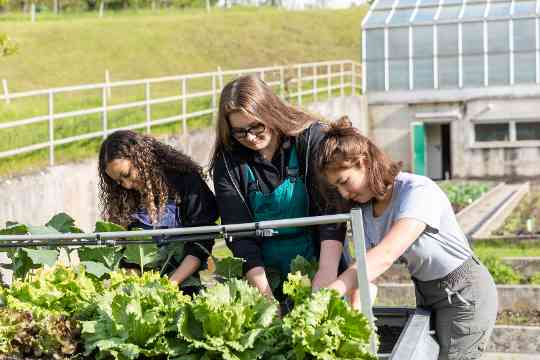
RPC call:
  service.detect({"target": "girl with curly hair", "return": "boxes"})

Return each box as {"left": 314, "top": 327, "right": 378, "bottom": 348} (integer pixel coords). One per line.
{"left": 98, "top": 130, "right": 218, "bottom": 289}
{"left": 317, "top": 117, "right": 497, "bottom": 360}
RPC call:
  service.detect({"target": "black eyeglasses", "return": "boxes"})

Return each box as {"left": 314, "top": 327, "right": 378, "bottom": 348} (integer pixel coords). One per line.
{"left": 230, "top": 123, "right": 267, "bottom": 140}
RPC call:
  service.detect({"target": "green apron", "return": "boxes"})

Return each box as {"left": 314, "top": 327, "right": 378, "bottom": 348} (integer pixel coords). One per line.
{"left": 245, "top": 144, "right": 315, "bottom": 279}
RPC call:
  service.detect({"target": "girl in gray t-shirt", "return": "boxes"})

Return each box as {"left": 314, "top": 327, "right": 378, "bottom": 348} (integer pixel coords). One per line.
{"left": 317, "top": 117, "right": 497, "bottom": 360}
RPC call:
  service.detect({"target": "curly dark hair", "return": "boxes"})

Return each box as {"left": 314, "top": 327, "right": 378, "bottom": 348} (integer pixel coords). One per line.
{"left": 98, "top": 130, "right": 203, "bottom": 227}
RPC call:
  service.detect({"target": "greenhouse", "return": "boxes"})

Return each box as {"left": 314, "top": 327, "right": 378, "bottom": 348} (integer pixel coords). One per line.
{"left": 363, "top": 0, "right": 539, "bottom": 92}
{"left": 361, "top": 0, "right": 540, "bottom": 179}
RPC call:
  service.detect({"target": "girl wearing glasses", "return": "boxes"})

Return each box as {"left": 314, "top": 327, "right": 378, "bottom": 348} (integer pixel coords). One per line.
{"left": 209, "top": 75, "right": 351, "bottom": 302}
{"left": 98, "top": 130, "right": 218, "bottom": 294}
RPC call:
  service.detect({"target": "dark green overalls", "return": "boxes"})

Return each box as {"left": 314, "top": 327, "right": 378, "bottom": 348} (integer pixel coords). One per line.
{"left": 245, "top": 144, "right": 316, "bottom": 281}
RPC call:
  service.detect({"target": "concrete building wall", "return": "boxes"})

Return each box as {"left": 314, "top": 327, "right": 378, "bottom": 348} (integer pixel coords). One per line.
{"left": 368, "top": 104, "right": 414, "bottom": 171}
{"left": 0, "top": 96, "right": 365, "bottom": 232}
{"left": 368, "top": 97, "right": 540, "bottom": 179}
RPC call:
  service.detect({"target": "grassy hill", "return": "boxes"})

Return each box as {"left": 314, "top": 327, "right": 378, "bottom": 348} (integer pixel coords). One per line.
{"left": 0, "top": 7, "right": 367, "bottom": 177}
{"left": 0, "top": 7, "right": 366, "bottom": 91}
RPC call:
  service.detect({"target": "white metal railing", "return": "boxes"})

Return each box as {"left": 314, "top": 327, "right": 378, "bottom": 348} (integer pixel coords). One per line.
{"left": 0, "top": 60, "right": 362, "bottom": 166}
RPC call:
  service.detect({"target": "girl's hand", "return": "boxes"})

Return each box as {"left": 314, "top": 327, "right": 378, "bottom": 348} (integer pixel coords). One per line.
{"left": 312, "top": 267, "right": 338, "bottom": 292}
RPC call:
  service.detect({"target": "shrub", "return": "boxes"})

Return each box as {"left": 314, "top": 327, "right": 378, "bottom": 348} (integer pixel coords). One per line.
{"left": 481, "top": 256, "right": 522, "bottom": 284}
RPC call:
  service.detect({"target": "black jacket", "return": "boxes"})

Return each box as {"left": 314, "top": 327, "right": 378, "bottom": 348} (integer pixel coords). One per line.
{"left": 213, "top": 122, "right": 346, "bottom": 273}
{"left": 130, "top": 170, "right": 218, "bottom": 263}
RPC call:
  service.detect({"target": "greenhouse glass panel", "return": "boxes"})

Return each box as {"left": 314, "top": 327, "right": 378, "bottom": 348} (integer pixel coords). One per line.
{"left": 388, "top": 28, "right": 409, "bottom": 59}
{"left": 389, "top": 8, "right": 415, "bottom": 25}
{"left": 516, "top": 122, "right": 540, "bottom": 140}
{"left": 438, "top": 24, "right": 459, "bottom": 56}
{"left": 513, "top": 1, "right": 536, "bottom": 16}
{"left": 413, "top": 26, "right": 434, "bottom": 89}
{"left": 487, "top": 1, "right": 512, "bottom": 18}
{"left": 488, "top": 21, "right": 509, "bottom": 53}
{"left": 366, "top": 29, "right": 385, "bottom": 61}
{"left": 438, "top": 5, "right": 462, "bottom": 20}
{"left": 463, "top": 3, "right": 486, "bottom": 19}
{"left": 438, "top": 24, "right": 459, "bottom": 88}
{"left": 489, "top": 54, "right": 510, "bottom": 85}
{"left": 365, "top": 10, "right": 390, "bottom": 28}
{"left": 463, "top": 55, "right": 485, "bottom": 86}
{"left": 475, "top": 123, "right": 510, "bottom": 141}
{"left": 374, "top": 0, "right": 398, "bottom": 10}
{"left": 514, "top": 19, "right": 536, "bottom": 52}
{"left": 463, "top": 22, "right": 485, "bottom": 87}
{"left": 413, "top": 7, "right": 438, "bottom": 23}
{"left": 395, "top": 0, "right": 419, "bottom": 8}
{"left": 366, "top": 60, "right": 386, "bottom": 91}
{"left": 439, "top": 57, "right": 459, "bottom": 87}
{"left": 514, "top": 52, "right": 536, "bottom": 83}
{"left": 389, "top": 60, "right": 410, "bottom": 89}
{"left": 419, "top": 0, "right": 440, "bottom": 6}
{"left": 388, "top": 28, "right": 410, "bottom": 89}
{"left": 443, "top": 0, "right": 463, "bottom": 5}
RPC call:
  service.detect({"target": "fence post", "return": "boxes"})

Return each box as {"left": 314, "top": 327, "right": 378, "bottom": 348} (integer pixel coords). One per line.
{"left": 31, "top": 3, "right": 36, "bottom": 23}
{"left": 217, "top": 66, "right": 224, "bottom": 92}
{"left": 102, "top": 85, "right": 108, "bottom": 139}
{"left": 327, "top": 64, "right": 331, "bottom": 98}
{"left": 312, "top": 64, "right": 317, "bottom": 102}
{"left": 105, "top": 70, "right": 111, "bottom": 99}
{"left": 212, "top": 74, "right": 217, "bottom": 124}
{"left": 297, "top": 65, "right": 302, "bottom": 106}
{"left": 350, "top": 208, "right": 377, "bottom": 354}
{"left": 279, "top": 66, "right": 285, "bottom": 99}
{"left": 2, "top": 79, "right": 9, "bottom": 104}
{"left": 351, "top": 62, "right": 356, "bottom": 96}
{"left": 181, "top": 78, "right": 190, "bottom": 155}
{"left": 145, "top": 80, "right": 151, "bottom": 134}
{"left": 340, "top": 62, "right": 345, "bottom": 97}
{"left": 48, "top": 90, "right": 55, "bottom": 166}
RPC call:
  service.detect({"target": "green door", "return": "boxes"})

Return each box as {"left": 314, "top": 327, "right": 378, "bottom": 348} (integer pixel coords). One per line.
{"left": 411, "top": 122, "right": 426, "bottom": 176}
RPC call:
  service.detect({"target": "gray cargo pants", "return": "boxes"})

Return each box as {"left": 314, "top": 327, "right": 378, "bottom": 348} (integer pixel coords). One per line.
{"left": 413, "top": 256, "right": 497, "bottom": 360}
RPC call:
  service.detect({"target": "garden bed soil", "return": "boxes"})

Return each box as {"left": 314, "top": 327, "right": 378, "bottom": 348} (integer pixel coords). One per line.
{"left": 493, "top": 191, "right": 540, "bottom": 236}
{"left": 496, "top": 310, "right": 540, "bottom": 326}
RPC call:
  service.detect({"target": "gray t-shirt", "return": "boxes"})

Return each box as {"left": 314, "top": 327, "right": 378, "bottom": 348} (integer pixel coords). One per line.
{"left": 361, "top": 172, "right": 472, "bottom": 281}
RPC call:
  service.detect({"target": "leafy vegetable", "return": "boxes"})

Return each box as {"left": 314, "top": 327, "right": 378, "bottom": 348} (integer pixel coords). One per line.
{"left": 1, "top": 265, "right": 99, "bottom": 320}
{"left": 179, "top": 279, "right": 280, "bottom": 360}
{"left": 0, "top": 308, "right": 81, "bottom": 359}
{"left": 81, "top": 270, "right": 191, "bottom": 360}
{"left": 281, "top": 273, "right": 377, "bottom": 360}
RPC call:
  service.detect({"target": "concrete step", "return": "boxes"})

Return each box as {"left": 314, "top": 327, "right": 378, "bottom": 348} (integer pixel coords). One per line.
{"left": 375, "top": 282, "right": 540, "bottom": 312}
{"left": 483, "top": 353, "right": 540, "bottom": 360}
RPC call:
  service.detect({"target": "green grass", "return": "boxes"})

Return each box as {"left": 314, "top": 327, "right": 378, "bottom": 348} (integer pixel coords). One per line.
{"left": 473, "top": 239, "right": 540, "bottom": 258}
{"left": 0, "top": 6, "right": 366, "bottom": 177}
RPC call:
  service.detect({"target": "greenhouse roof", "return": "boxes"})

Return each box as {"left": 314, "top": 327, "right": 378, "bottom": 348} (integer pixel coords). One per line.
{"left": 364, "top": 0, "right": 540, "bottom": 29}
{"left": 362, "top": 0, "right": 540, "bottom": 93}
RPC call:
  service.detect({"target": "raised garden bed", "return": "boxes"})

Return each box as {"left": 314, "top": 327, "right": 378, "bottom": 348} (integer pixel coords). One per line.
{"left": 493, "top": 191, "right": 540, "bottom": 236}
{"left": 374, "top": 307, "right": 438, "bottom": 360}
{"left": 437, "top": 180, "right": 494, "bottom": 214}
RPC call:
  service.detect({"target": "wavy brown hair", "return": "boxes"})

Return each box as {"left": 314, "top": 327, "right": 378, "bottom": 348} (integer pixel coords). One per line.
{"left": 209, "top": 74, "right": 318, "bottom": 173}
{"left": 98, "top": 130, "right": 202, "bottom": 227}
{"left": 317, "top": 116, "right": 402, "bottom": 208}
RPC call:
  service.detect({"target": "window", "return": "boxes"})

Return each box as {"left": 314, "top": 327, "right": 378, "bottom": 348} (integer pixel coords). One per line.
{"left": 516, "top": 122, "right": 540, "bottom": 141}
{"left": 475, "top": 123, "right": 510, "bottom": 142}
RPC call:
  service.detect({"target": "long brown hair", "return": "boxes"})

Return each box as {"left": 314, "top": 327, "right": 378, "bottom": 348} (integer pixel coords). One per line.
{"left": 209, "top": 74, "right": 317, "bottom": 173}
{"left": 98, "top": 130, "right": 203, "bottom": 227}
{"left": 318, "top": 116, "right": 402, "bottom": 204}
